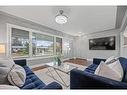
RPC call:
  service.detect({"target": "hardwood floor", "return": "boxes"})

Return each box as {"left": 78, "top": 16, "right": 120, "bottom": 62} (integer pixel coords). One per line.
{"left": 63, "top": 58, "right": 89, "bottom": 66}
{"left": 32, "top": 65, "right": 49, "bottom": 71}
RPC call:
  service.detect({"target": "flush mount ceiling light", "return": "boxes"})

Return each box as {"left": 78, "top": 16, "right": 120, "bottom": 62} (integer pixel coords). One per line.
{"left": 55, "top": 10, "right": 68, "bottom": 24}
{"left": 77, "top": 32, "right": 85, "bottom": 37}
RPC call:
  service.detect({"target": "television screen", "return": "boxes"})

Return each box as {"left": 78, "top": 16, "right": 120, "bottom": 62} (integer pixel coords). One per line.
{"left": 89, "top": 36, "right": 115, "bottom": 50}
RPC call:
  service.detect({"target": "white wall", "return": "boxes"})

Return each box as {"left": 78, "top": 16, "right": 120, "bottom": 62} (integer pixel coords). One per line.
{"left": 119, "top": 8, "right": 127, "bottom": 57}
{"left": 120, "top": 27, "right": 127, "bottom": 57}
{"left": 74, "top": 29, "right": 121, "bottom": 59}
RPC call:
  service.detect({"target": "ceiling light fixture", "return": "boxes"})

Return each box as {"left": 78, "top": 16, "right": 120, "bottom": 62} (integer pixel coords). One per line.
{"left": 55, "top": 10, "right": 68, "bottom": 24}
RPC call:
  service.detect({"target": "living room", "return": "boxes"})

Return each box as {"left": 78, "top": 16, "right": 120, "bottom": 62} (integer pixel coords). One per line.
{"left": 1, "top": 4, "right": 127, "bottom": 91}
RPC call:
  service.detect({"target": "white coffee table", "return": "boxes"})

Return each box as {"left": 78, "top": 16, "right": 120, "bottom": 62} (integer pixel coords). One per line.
{"left": 45, "top": 62, "right": 77, "bottom": 87}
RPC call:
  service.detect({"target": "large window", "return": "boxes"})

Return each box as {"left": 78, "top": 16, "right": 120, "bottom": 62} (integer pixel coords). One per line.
{"left": 32, "top": 33, "right": 54, "bottom": 56}
{"left": 10, "top": 25, "right": 63, "bottom": 58}
{"left": 11, "top": 28, "right": 29, "bottom": 57}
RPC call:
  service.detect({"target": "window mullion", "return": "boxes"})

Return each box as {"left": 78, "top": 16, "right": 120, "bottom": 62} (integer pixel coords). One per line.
{"left": 54, "top": 37, "right": 56, "bottom": 56}
{"left": 29, "top": 31, "right": 32, "bottom": 57}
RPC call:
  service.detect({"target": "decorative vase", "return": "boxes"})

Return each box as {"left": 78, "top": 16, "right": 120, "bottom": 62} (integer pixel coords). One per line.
{"left": 57, "top": 57, "right": 62, "bottom": 66}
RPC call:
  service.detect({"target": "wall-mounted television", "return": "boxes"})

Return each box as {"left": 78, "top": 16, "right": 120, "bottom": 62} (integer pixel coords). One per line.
{"left": 89, "top": 36, "right": 115, "bottom": 50}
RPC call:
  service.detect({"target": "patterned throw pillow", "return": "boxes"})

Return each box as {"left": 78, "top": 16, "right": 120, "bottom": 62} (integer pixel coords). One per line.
{"left": 7, "top": 64, "right": 26, "bottom": 87}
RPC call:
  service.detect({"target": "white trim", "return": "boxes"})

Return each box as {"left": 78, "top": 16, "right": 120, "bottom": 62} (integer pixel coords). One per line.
{"left": 54, "top": 37, "right": 56, "bottom": 56}
{"left": 29, "top": 63, "right": 46, "bottom": 69}
{"left": 7, "top": 23, "right": 63, "bottom": 59}
{"left": 7, "top": 23, "right": 64, "bottom": 38}
{"left": 29, "top": 31, "right": 32, "bottom": 58}
{"left": 7, "top": 24, "right": 12, "bottom": 57}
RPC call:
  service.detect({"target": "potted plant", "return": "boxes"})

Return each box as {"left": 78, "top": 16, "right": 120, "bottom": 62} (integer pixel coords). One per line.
{"left": 54, "top": 53, "right": 62, "bottom": 66}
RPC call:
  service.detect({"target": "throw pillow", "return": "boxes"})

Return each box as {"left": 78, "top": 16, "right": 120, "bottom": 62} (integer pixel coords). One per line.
{"left": 7, "top": 64, "right": 26, "bottom": 87}
{"left": 104, "top": 56, "right": 117, "bottom": 64}
{"left": 95, "top": 62, "right": 122, "bottom": 81}
{"left": 0, "top": 58, "right": 15, "bottom": 84}
{"left": 104, "top": 56, "right": 123, "bottom": 81}
{"left": 95, "top": 61, "right": 104, "bottom": 74}
{"left": 107, "top": 60, "right": 123, "bottom": 81}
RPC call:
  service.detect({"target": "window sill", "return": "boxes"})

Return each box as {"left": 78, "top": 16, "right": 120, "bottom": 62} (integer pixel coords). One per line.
{"left": 13, "top": 54, "right": 64, "bottom": 61}
{"left": 27, "top": 56, "right": 55, "bottom": 61}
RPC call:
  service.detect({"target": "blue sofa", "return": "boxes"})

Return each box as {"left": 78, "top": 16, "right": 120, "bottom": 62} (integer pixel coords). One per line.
{"left": 14, "top": 59, "right": 62, "bottom": 89}
{"left": 70, "top": 57, "right": 127, "bottom": 89}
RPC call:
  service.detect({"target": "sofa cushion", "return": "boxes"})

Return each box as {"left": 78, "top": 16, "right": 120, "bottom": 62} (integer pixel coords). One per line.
{"left": 14, "top": 59, "right": 26, "bottom": 67}
{"left": 23, "top": 66, "right": 34, "bottom": 75}
{"left": 85, "top": 64, "right": 98, "bottom": 73}
{"left": 93, "top": 58, "right": 106, "bottom": 65}
{"left": 22, "top": 74, "right": 45, "bottom": 89}
{"left": 84, "top": 68, "right": 95, "bottom": 74}
{"left": 20, "top": 66, "right": 46, "bottom": 89}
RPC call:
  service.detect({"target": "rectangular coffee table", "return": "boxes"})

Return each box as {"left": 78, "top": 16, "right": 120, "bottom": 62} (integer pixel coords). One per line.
{"left": 45, "top": 62, "right": 77, "bottom": 87}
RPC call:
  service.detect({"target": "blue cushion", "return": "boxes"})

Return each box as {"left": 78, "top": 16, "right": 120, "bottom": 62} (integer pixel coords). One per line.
{"left": 14, "top": 59, "right": 26, "bottom": 66}
{"left": 93, "top": 58, "right": 106, "bottom": 65}
{"left": 20, "top": 66, "right": 46, "bottom": 89}
{"left": 23, "top": 66, "right": 34, "bottom": 75}
{"left": 84, "top": 68, "right": 95, "bottom": 74}
{"left": 119, "top": 57, "right": 127, "bottom": 82}
{"left": 85, "top": 64, "right": 98, "bottom": 74}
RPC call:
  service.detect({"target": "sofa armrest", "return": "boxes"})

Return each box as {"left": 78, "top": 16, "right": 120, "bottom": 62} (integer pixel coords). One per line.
{"left": 93, "top": 58, "right": 106, "bottom": 65}
{"left": 14, "top": 59, "right": 27, "bottom": 66}
{"left": 43, "top": 82, "right": 62, "bottom": 89}
{"left": 70, "top": 69, "right": 127, "bottom": 89}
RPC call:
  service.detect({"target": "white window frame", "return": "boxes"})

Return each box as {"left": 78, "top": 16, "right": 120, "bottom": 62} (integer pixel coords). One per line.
{"left": 32, "top": 32, "right": 55, "bottom": 57}
{"left": 7, "top": 23, "right": 63, "bottom": 59}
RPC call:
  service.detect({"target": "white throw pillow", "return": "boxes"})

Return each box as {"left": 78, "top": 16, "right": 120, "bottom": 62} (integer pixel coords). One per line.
{"left": 107, "top": 60, "right": 123, "bottom": 81}
{"left": 104, "top": 56, "right": 117, "bottom": 64}
{"left": 0, "top": 58, "right": 15, "bottom": 84}
{"left": 8, "top": 64, "right": 26, "bottom": 87}
{"left": 95, "top": 61, "right": 104, "bottom": 74}
{"left": 0, "top": 84, "right": 19, "bottom": 89}
{"left": 95, "top": 62, "right": 122, "bottom": 81}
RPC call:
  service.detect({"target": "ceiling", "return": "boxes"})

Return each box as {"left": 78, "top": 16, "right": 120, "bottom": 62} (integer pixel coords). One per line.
{"left": 0, "top": 6, "right": 117, "bottom": 36}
